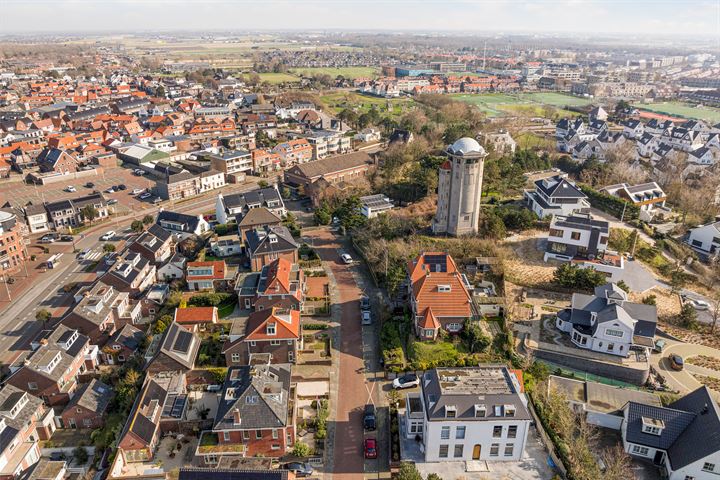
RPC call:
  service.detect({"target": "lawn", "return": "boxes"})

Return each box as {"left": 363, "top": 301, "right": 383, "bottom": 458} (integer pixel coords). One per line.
{"left": 450, "top": 92, "right": 591, "bottom": 117}
{"left": 290, "top": 66, "right": 379, "bottom": 79}
{"left": 519, "top": 92, "right": 595, "bottom": 108}
{"left": 255, "top": 72, "right": 301, "bottom": 84}
{"left": 407, "top": 337, "right": 467, "bottom": 366}
{"left": 320, "top": 91, "right": 415, "bottom": 117}
{"left": 632, "top": 101, "right": 720, "bottom": 124}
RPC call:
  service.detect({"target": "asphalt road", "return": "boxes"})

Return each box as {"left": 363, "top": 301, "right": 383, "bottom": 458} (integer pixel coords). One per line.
{"left": 650, "top": 338, "right": 720, "bottom": 401}
{"left": 0, "top": 177, "right": 273, "bottom": 366}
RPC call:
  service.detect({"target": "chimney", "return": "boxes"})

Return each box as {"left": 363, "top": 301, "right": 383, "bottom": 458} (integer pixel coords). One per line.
{"left": 233, "top": 408, "right": 241, "bottom": 425}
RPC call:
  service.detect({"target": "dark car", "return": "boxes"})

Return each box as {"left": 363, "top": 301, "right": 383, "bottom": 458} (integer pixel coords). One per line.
{"left": 669, "top": 354, "right": 684, "bottom": 371}
{"left": 360, "top": 295, "right": 370, "bottom": 310}
{"left": 363, "top": 404, "right": 376, "bottom": 431}
{"left": 60, "top": 235, "right": 73, "bottom": 242}
{"left": 117, "top": 184, "right": 127, "bottom": 190}
{"left": 282, "top": 462, "right": 313, "bottom": 477}
{"left": 85, "top": 182, "right": 95, "bottom": 188}
{"left": 364, "top": 438, "right": 377, "bottom": 459}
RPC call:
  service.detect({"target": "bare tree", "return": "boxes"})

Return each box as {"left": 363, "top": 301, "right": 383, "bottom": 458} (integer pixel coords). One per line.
{"left": 600, "top": 444, "right": 636, "bottom": 480}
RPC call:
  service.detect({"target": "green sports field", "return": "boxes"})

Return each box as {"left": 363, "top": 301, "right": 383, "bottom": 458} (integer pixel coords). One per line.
{"left": 290, "top": 67, "right": 379, "bottom": 79}
{"left": 255, "top": 72, "right": 301, "bottom": 84}
{"left": 450, "top": 92, "right": 590, "bottom": 117}
{"left": 632, "top": 101, "right": 720, "bottom": 124}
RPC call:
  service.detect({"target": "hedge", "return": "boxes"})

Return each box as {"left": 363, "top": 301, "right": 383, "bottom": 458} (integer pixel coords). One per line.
{"left": 580, "top": 185, "right": 639, "bottom": 221}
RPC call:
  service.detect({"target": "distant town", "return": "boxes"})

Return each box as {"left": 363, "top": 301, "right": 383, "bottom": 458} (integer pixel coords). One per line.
{"left": 0, "top": 29, "right": 719, "bottom": 480}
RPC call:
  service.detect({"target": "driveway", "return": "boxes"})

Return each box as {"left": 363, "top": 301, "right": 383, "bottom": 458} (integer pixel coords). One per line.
{"left": 649, "top": 339, "right": 720, "bottom": 400}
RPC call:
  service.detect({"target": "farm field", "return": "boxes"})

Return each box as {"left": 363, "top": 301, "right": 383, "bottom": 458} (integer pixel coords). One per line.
{"left": 290, "top": 66, "right": 379, "bottom": 79}
{"left": 450, "top": 92, "right": 589, "bottom": 117}
{"left": 632, "top": 101, "right": 720, "bottom": 124}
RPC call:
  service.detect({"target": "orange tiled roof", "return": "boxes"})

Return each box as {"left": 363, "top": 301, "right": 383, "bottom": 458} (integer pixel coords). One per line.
{"left": 419, "top": 307, "right": 441, "bottom": 329}
{"left": 174, "top": 307, "right": 217, "bottom": 324}
{"left": 187, "top": 261, "right": 226, "bottom": 280}
{"left": 264, "top": 258, "right": 292, "bottom": 295}
{"left": 245, "top": 307, "right": 300, "bottom": 340}
{"left": 408, "top": 252, "right": 472, "bottom": 319}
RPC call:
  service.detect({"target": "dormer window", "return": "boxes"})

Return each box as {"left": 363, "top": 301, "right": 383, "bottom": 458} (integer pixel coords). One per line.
{"left": 474, "top": 404, "right": 486, "bottom": 418}
{"left": 438, "top": 285, "right": 451, "bottom": 293}
{"left": 445, "top": 405, "right": 456, "bottom": 418}
{"left": 504, "top": 405, "right": 516, "bottom": 417}
{"left": 641, "top": 417, "right": 664, "bottom": 436}
{"left": 267, "top": 322, "right": 276, "bottom": 335}
{"left": 246, "top": 395, "right": 258, "bottom": 404}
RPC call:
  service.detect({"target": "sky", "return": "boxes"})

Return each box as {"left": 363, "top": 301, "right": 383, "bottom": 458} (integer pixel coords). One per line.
{"left": 1, "top": 0, "right": 719, "bottom": 38}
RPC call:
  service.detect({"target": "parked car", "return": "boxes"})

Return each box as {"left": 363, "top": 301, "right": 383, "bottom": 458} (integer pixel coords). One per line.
{"left": 361, "top": 310, "right": 372, "bottom": 325}
{"left": 363, "top": 438, "right": 377, "bottom": 459}
{"left": 39, "top": 234, "right": 57, "bottom": 244}
{"left": 139, "top": 192, "right": 152, "bottom": 200}
{"left": 653, "top": 339, "right": 666, "bottom": 353}
{"left": 360, "top": 296, "right": 370, "bottom": 310}
{"left": 104, "top": 253, "right": 117, "bottom": 266}
{"left": 341, "top": 253, "right": 353, "bottom": 264}
{"left": 689, "top": 298, "right": 710, "bottom": 311}
{"left": 65, "top": 185, "right": 76, "bottom": 193}
{"left": 60, "top": 235, "right": 73, "bottom": 242}
{"left": 282, "top": 462, "right": 313, "bottom": 478}
{"left": 117, "top": 184, "right": 127, "bottom": 191}
{"left": 363, "top": 404, "right": 376, "bottom": 431}
{"left": 131, "top": 188, "right": 144, "bottom": 195}
{"left": 105, "top": 187, "right": 115, "bottom": 193}
{"left": 107, "top": 199, "right": 118, "bottom": 205}
{"left": 392, "top": 373, "right": 419, "bottom": 390}
{"left": 100, "top": 231, "right": 116, "bottom": 241}
{"left": 85, "top": 182, "right": 95, "bottom": 188}
{"left": 669, "top": 354, "right": 684, "bottom": 371}
{"left": 153, "top": 197, "right": 162, "bottom": 204}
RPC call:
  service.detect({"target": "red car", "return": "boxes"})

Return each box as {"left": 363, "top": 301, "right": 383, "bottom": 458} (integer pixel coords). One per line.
{"left": 364, "top": 438, "right": 377, "bottom": 459}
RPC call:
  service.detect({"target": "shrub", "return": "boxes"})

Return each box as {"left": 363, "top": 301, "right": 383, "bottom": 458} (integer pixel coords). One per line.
{"left": 292, "top": 442, "right": 313, "bottom": 457}
{"left": 73, "top": 446, "right": 89, "bottom": 464}
{"left": 553, "top": 263, "right": 606, "bottom": 290}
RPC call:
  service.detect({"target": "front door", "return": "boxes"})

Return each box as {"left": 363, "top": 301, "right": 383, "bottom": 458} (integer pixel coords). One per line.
{"left": 653, "top": 450, "right": 664, "bottom": 465}
{"left": 472, "top": 444, "right": 481, "bottom": 460}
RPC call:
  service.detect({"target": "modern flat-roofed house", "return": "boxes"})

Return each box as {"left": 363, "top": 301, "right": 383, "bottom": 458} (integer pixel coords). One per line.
{"left": 245, "top": 226, "right": 298, "bottom": 272}
{"left": 360, "top": 194, "right": 394, "bottom": 218}
{"left": 195, "top": 361, "right": 295, "bottom": 465}
{"left": 60, "top": 379, "right": 112, "bottom": 429}
{"left": 523, "top": 175, "right": 590, "bottom": 219}
{"left": 209, "top": 150, "right": 252, "bottom": 178}
{"left": 186, "top": 260, "right": 229, "bottom": 291}
{"left": 146, "top": 322, "right": 200, "bottom": 374}
{"left": 23, "top": 203, "right": 50, "bottom": 234}
{"left": 222, "top": 307, "right": 301, "bottom": 366}
{"left": 405, "top": 366, "right": 531, "bottom": 463}
{"left": 600, "top": 182, "right": 667, "bottom": 221}
{"left": 555, "top": 283, "right": 657, "bottom": 357}
{"left": 621, "top": 386, "right": 720, "bottom": 480}
{"left": 215, "top": 187, "right": 286, "bottom": 225}
{"left": 407, "top": 252, "right": 473, "bottom": 341}
{"left": 6, "top": 326, "right": 95, "bottom": 406}
{"left": 685, "top": 221, "right": 720, "bottom": 260}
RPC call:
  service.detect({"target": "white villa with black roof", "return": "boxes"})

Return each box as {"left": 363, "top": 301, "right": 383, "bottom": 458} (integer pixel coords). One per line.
{"left": 621, "top": 386, "right": 720, "bottom": 480}
{"left": 524, "top": 175, "right": 590, "bottom": 219}
{"left": 405, "top": 366, "right": 531, "bottom": 463}
{"left": 556, "top": 283, "right": 657, "bottom": 357}
{"left": 215, "top": 186, "right": 286, "bottom": 224}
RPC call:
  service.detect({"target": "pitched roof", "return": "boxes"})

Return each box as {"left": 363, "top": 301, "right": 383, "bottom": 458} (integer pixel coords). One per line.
{"left": 237, "top": 207, "right": 282, "bottom": 227}
{"left": 407, "top": 252, "right": 472, "bottom": 319}
{"left": 109, "top": 324, "right": 144, "bottom": 351}
{"left": 287, "top": 151, "right": 372, "bottom": 180}
{"left": 244, "top": 308, "right": 300, "bottom": 340}
{"left": 187, "top": 260, "right": 226, "bottom": 280}
{"left": 157, "top": 322, "right": 200, "bottom": 370}
{"left": 535, "top": 175, "right": 587, "bottom": 199}
{"left": 246, "top": 226, "right": 298, "bottom": 256}
{"left": 65, "top": 379, "right": 112, "bottom": 413}
{"left": 174, "top": 307, "right": 217, "bottom": 324}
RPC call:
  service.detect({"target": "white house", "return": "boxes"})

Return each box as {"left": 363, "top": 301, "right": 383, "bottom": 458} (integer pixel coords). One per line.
{"left": 198, "top": 170, "right": 226, "bottom": 193}
{"left": 555, "top": 283, "right": 657, "bottom": 357}
{"left": 524, "top": 175, "right": 590, "bottom": 219}
{"left": 688, "top": 146, "right": 717, "bottom": 166}
{"left": 622, "top": 119, "right": 644, "bottom": 139}
{"left": 622, "top": 386, "right": 720, "bottom": 480}
{"left": 215, "top": 187, "right": 286, "bottom": 225}
{"left": 360, "top": 194, "right": 394, "bottom": 218}
{"left": 354, "top": 128, "right": 381, "bottom": 143}
{"left": 157, "top": 252, "right": 187, "bottom": 281}
{"left": 405, "top": 366, "right": 531, "bottom": 463}
{"left": 685, "top": 220, "right": 720, "bottom": 258}
{"left": 600, "top": 182, "right": 667, "bottom": 221}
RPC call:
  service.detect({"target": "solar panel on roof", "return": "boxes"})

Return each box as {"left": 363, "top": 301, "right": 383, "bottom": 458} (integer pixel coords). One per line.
{"left": 174, "top": 331, "right": 192, "bottom": 353}
{"left": 171, "top": 396, "right": 186, "bottom": 418}
{"left": 424, "top": 254, "right": 447, "bottom": 272}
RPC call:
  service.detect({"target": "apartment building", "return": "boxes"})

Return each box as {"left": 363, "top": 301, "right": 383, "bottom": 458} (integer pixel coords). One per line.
{"left": 290, "top": 130, "right": 351, "bottom": 160}
{"left": 155, "top": 171, "right": 200, "bottom": 201}
{"left": 272, "top": 139, "right": 312, "bottom": 166}
{"left": 209, "top": 150, "right": 253, "bottom": 177}
{"left": 0, "top": 211, "right": 26, "bottom": 275}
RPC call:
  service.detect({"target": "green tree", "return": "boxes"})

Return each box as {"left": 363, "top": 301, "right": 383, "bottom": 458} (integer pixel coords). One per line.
{"left": 462, "top": 322, "right": 491, "bottom": 353}
{"left": 154, "top": 314, "right": 173, "bottom": 334}
{"left": 334, "top": 196, "right": 366, "bottom": 230}
{"left": 80, "top": 205, "right": 98, "bottom": 224}
{"left": 35, "top": 308, "right": 52, "bottom": 326}
{"left": 616, "top": 280, "right": 630, "bottom": 293}
{"left": 155, "top": 85, "right": 166, "bottom": 98}
{"left": 442, "top": 123, "right": 473, "bottom": 144}
{"left": 481, "top": 212, "right": 506, "bottom": 239}
{"left": 426, "top": 474, "right": 443, "bottom": 480}
{"left": 642, "top": 295, "right": 657, "bottom": 305}
{"left": 142, "top": 215, "right": 154, "bottom": 226}
{"left": 385, "top": 262, "right": 407, "bottom": 296}
{"left": 396, "top": 463, "right": 423, "bottom": 480}
{"left": 553, "top": 264, "right": 606, "bottom": 290}
{"left": 292, "top": 442, "right": 313, "bottom": 457}
{"left": 527, "top": 361, "right": 551, "bottom": 382}
{"left": 258, "top": 180, "right": 269, "bottom": 188}
{"left": 103, "top": 243, "right": 116, "bottom": 253}
{"left": 678, "top": 303, "right": 698, "bottom": 329}
{"left": 314, "top": 204, "right": 332, "bottom": 225}
{"left": 73, "top": 446, "right": 89, "bottom": 464}
{"left": 131, "top": 220, "right": 144, "bottom": 233}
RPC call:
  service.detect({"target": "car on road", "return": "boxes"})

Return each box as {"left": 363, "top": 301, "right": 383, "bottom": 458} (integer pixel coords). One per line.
{"left": 117, "top": 184, "right": 127, "bottom": 191}
{"left": 341, "top": 253, "right": 353, "bottom": 264}
{"left": 133, "top": 169, "right": 146, "bottom": 176}
{"left": 360, "top": 295, "right": 370, "bottom": 310}
{"left": 281, "top": 462, "right": 313, "bottom": 477}
{"left": 60, "top": 235, "right": 73, "bottom": 242}
{"left": 131, "top": 188, "right": 144, "bottom": 195}
{"left": 39, "top": 234, "right": 57, "bottom": 244}
{"left": 65, "top": 185, "right": 76, "bottom": 193}
{"left": 77, "top": 249, "right": 90, "bottom": 260}
{"left": 392, "top": 373, "right": 419, "bottom": 390}
{"left": 104, "top": 253, "right": 117, "bottom": 265}
{"left": 689, "top": 298, "right": 710, "bottom": 310}
{"left": 139, "top": 192, "right": 152, "bottom": 200}
{"left": 653, "top": 339, "right": 666, "bottom": 353}
{"left": 363, "top": 404, "right": 376, "bottom": 431}
{"left": 105, "top": 187, "right": 115, "bottom": 193}
{"left": 363, "top": 438, "right": 377, "bottom": 459}
{"left": 85, "top": 182, "right": 95, "bottom": 188}
{"left": 669, "top": 354, "right": 684, "bottom": 371}
{"left": 100, "top": 231, "right": 116, "bottom": 241}
{"left": 361, "top": 310, "right": 372, "bottom": 325}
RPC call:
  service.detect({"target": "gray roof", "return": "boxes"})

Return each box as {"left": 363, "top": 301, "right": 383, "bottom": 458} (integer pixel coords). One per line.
{"left": 665, "top": 386, "right": 720, "bottom": 470}
{"left": 109, "top": 324, "right": 145, "bottom": 351}
{"left": 0, "top": 385, "right": 44, "bottom": 431}
{"left": 222, "top": 187, "right": 283, "bottom": 212}
{"left": 421, "top": 366, "right": 530, "bottom": 422}
{"left": 287, "top": 151, "right": 372, "bottom": 180}
{"left": 157, "top": 322, "right": 200, "bottom": 370}
{"left": 134, "top": 224, "right": 173, "bottom": 253}
{"left": 535, "top": 175, "right": 587, "bottom": 199}
{"left": 236, "top": 207, "right": 282, "bottom": 227}
{"left": 245, "top": 225, "right": 298, "bottom": 256}
{"left": 214, "top": 364, "right": 292, "bottom": 431}
{"left": 179, "top": 469, "right": 287, "bottom": 480}
{"left": 157, "top": 210, "right": 202, "bottom": 233}
{"left": 554, "top": 214, "right": 609, "bottom": 233}
{"left": 65, "top": 379, "right": 113, "bottom": 413}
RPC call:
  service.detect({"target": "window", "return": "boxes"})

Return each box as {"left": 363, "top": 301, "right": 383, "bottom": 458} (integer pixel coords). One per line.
{"left": 438, "top": 445, "right": 449, "bottom": 458}
{"left": 456, "top": 426, "right": 466, "bottom": 439}
{"left": 702, "top": 463, "right": 715, "bottom": 472}
{"left": 271, "top": 444, "right": 280, "bottom": 450}
{"left": 605, "top": 328, "right": 624, "bottom": 338}
{"left": 246, "top": 396, "right": 258, "bottom": 404}
{"left": 549, "top": 228, "right": 564, "bottom": 238}
{"left": 599, "top": 236, "right": 608, "bottom": 244}
{"left": 570, "top": 232, "right": 581, "bottom": 240}
{"left": 445, "top": 406, "right": 456, "bottom": 418}
{"left": 76, "top": 408, "right": 82, "bottom": 413}
{"left": 267, "top": 323, "right": 276, "bottom": 335}
{"left": 508, "top": 425, "right": 517, "bottom": 438}
{"left": 631, "top": 445, "right": 649, "bottom": 456}
{"left": 441, "top": 426, "right": 450, "bottom": 440}
{"left": 83, "top": 418, "right": 92, "bottom": 426}
{"left": 27, "top": 382, "right": 37, "bottom": 390}
{"left": 250, "top": 341, "right": 257, "bottom": 347}
{"left": 504, "top": 444, "right": 514, "bottom": 457}
{"left": 223, "top": 431, "right": 230, "bottom": 441}
{"left": 231, "top": 353, "right": 240, "bottom": 363}
{"left": 454, "top": 444, "right": 464, "bottom": 458}
{"left": 493, "top": 426, "right": 502, "bottom": 438}
{"left": 490, "top": 444, "right": 499, "bottom": 456}
{"left": 287, "top": 340, "right": 293, "bottom": 345}
{"left": 475, "top": 405, "right": 486, "bottom": 417}
{"left": 642, "top": 425, "right": 661, "bottom": 435}
{"left": 256, "top": 430, "right": 263, "bottom": 439}
{"left": 270, "top": 340, "right": 281, "bottom": 346}
{"left": 608, "top": 343, "right": 615, "bottom": 352}
{"left": 242, "top": 431, "right": 250, "bottom": 440}
{"left": 272, "top": 429, "right": 279, "bottom": 439}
